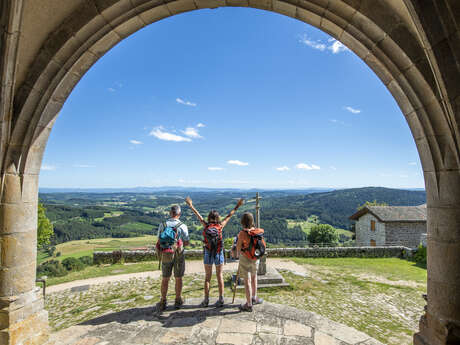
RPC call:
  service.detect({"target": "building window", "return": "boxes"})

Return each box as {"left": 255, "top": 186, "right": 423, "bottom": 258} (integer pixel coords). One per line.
{"left": 370, "top": 239, "right": 376, "bottom": 247}
{"left": 371, "top": 220, "right": 376, "bottom": 231}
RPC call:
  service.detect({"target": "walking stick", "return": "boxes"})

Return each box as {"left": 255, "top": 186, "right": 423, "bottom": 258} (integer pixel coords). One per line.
{"left": 232, "top": 263, "right": 240, "bottom": 304}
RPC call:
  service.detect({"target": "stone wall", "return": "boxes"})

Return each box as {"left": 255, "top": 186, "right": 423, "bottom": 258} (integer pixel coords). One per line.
{"left": 385, "top": 222, "right": 426, "bottom": 248}
{"left": 355, "top": 214, "right": 386, "bottom": 246}
{"left": 93, "top": 246, "right": 414, "bottom": 264}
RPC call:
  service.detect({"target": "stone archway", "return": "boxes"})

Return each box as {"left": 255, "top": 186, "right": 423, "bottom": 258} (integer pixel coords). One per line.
{"left": 0, "top": 1, "right": 459, "bottom": 344}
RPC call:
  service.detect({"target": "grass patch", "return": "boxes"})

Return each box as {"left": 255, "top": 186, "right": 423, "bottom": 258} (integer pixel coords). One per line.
{"left": 287, "top": 220, "right": 353, "bottom": 239}
{"left": 290, "top": 257, "right": 427, "bottom": 283}
{"left": 45, "top": 260, "right": 159, "bottom": 286}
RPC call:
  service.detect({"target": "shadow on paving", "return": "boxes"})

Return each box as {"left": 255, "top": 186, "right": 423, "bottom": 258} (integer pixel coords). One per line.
{"left": 80, "top": 302, "right": 241, "bottom": 328}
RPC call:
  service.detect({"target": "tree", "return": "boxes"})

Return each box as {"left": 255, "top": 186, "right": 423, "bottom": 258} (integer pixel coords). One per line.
{"left": 37, "top": 203, "right": 54, "bottom": 247}
{"left": 307, "top": 214, "right": 320, "bottom": 224}
{"left": 357, "top": 200, "right": 388, "bottom": 210}
{"left": 308, "top": 224, "right": 339, "bottom": 245}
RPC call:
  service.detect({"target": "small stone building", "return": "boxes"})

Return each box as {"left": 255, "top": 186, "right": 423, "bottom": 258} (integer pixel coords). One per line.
{"left": 349, "top": 205, "right": 427, "bottom": 248}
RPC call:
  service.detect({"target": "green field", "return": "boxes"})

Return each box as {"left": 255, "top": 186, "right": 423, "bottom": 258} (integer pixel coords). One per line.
{"left": 38, "top": 236, "right": 157, "bottom": 264}
{"left": 287, "top": 220, "right": 353, "bottom": 239}
{"left": 94, "top": 211, "right": 124, "bottom": 222}
{"left": 38, "top": 235, "right": 204, "bottom": 265}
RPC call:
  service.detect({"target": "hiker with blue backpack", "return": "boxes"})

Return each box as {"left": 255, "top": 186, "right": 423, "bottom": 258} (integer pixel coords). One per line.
{"left": 185, "top": 196, "right": 244, "bottom": 307}
{"left": 155, "top": 205, "right": 190, "bottom": 312}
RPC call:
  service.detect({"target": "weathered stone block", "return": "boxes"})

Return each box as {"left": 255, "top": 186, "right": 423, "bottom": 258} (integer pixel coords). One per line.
{"left": 1, "top": 232, "right": 37, "bottom": 269}
{"left": 88, "top": 30, "right": 121, "bottom": 58}
{"left": 166, "top": 0, "right": 196, "bottom": 15}
{"left": 248, "top": 0, "right": 271, "bottom": 10}
{"left": 273, "top": 1, "right": 296, "bottom": 17}
{"left": 427, "top": 240, "right": 460, "bottom": 285}
{"left": 113, "top": 15, "right": 145, "bottom": 38}
{"left": 0, "top": 202, "right": 37, "bottom": 235}
{"left": 139, "top": 5, "right": 170, "bottom": 25}
{"left": 0, "top": 261, "right": 36, "bottom": 296}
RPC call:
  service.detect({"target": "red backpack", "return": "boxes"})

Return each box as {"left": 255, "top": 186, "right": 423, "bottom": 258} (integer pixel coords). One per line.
{"left": 240, "top": 228, "right": 266, "bottom": 260}
{"left": 203, "top": 223, "right": 223, "bottom": 256}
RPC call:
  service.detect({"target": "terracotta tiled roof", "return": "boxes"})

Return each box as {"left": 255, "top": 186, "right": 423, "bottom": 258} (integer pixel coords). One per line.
{"left": 349, "top": 204, "right": 427, "bottom": 222}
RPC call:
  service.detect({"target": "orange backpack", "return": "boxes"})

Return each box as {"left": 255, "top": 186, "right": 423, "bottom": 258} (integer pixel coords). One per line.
{"left": 240, "top": 228, "right": 266, "bottom": 260}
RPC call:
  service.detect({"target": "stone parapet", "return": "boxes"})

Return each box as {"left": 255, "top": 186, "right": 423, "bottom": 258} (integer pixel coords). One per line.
{"left": 93, "top": 246, "right": 415, "bottom": 264}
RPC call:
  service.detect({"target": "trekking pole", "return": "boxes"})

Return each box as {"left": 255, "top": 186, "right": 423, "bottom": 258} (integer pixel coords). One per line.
{"left": 158, "top": 250, "right": 162, "bottom": 270}
{"left": 232, "top": 263, "right": 240, "bottom": 304}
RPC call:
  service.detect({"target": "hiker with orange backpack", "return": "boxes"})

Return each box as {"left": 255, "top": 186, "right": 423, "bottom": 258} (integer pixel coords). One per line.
{"left": 236, "top": 212, "right": 266, "bottom": 312}
{"left": 185, "top": 196, "right": 244, "bottom": 307}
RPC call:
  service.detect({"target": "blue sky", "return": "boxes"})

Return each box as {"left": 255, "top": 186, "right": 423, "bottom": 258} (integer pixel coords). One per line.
{"left": 40, "top": 8, "right": 424, "bottom": 189}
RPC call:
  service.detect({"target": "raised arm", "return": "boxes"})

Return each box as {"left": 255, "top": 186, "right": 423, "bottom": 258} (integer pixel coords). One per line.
{"left": 221, "top": 198, "right": 244, "bottom": 228}
{"left": 185, "top": 196, "right": 207, "bottom": 226}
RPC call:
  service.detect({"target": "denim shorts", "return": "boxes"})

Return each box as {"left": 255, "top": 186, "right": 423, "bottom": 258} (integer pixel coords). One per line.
{"left": 203, "top": 248, "right": 224, "bottom": 266}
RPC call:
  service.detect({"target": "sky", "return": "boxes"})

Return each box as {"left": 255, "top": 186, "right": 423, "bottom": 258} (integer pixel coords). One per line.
{"left": 40, "top": 8, "right": 424, "bottom": 190}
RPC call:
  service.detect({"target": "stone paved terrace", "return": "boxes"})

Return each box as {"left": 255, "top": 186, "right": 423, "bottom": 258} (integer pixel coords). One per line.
{"left": 47, "top": 298, "right": 382, "bottom": 345}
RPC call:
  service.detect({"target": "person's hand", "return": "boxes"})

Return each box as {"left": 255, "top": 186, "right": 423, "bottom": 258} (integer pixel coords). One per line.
{"left": 236, "top": 198, "right": 244, "bottom": 208}
{"left": 185, "top": 196, "right": 192, "bottom": 206}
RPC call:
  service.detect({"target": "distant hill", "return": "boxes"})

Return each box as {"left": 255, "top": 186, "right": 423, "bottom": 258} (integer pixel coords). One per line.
{"left": 261, "top": 187, "right": 426, "bottom": 230}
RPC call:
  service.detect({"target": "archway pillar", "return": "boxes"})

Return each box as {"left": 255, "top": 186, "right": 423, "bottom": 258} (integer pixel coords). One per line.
{"left": 414, "top": 171, "right": 460, "bottom": 345}
{"left": 0, "top": 171, "right": 49, "bottom": 345}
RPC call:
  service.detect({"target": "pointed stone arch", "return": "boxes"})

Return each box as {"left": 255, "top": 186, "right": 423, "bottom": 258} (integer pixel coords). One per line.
{"left": 1, "top": 1, "right": 460, "bottom": 344}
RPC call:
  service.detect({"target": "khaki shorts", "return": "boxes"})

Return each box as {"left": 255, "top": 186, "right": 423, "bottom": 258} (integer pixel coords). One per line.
{"left": 161, "top": 251, "right": 185, "bottom": 278}
{"left": 239, "top": 254, "right": 259, "bottom": 278}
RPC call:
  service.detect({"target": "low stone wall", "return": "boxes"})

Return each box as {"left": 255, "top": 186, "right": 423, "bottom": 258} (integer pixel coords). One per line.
{"left": 266, "top": 246, "right": 415, "bottom": 259}
{"left": 93, "top": 246, "right": 414, "bottom": 264}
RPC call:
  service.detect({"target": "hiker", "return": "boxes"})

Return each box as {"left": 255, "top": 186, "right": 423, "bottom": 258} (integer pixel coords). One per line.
{"left": 185, "top": 196, "right": 244, "bottom": 307}
{"left": 236, "top": 212, "right": 265, "bottom": 312}
{"left": 155, "top": 205, "right": 190, "bottom": 312}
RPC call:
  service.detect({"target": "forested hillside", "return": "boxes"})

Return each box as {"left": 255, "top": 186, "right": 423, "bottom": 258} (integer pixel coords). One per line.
{"left": 40, "top": 187, "right": 425, "bottom": 245}
{"left": 262, "top": 187, "right": 426, "bottom": 229}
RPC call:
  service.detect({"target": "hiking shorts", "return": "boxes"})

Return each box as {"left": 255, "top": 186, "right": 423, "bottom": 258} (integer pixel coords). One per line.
{"left": 161, "top": 251, "right": 185, "bottom": 278}
{"left": 203, "top": 248, "right": 224, "bottom": 266}
{"left": 239, "top": 254, "right": 259, "bottom": 278}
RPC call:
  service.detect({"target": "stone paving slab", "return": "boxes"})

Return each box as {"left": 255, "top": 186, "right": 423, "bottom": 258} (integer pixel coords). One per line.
{"left": 47, "top": 298, "right": 383, "bottom": 345}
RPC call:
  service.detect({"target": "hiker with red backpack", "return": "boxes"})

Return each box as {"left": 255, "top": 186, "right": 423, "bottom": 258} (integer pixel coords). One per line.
{"left": 155, "top": 205, "right": 190, "bottom": 312}
{"left": 236, "top": 212, "right": 266, "bottom": 312}
{"left": 185, "top": 196, "right": 244, "bottom": 307}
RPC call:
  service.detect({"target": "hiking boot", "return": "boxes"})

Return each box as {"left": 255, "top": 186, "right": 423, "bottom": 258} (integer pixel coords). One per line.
{"left": 200, "top": 297, "right": 209, "bottom": 307}
{"left": 215, "top": 296, "right": 224, "bottom": 307}
{"left": 174, "top": 297, "right": 184, "bottom": 309}
{"left": 156, "top": 299, "right": 167, "bottom": 312}
{"left": 252, "top": 296, "right": 263, "bottom": 305}
{"left": 239, "top": 303, "right": 253, "bottom": 312}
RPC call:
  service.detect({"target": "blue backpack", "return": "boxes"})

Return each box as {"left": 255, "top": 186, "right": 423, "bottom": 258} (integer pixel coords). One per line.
{"left": 159, "top": 221, "right": 182, "bottom": 250}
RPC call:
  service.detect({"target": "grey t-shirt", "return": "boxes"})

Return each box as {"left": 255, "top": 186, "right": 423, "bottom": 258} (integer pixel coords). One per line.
{"left": 157, "top": 218, "right": 189, "bottom": 242}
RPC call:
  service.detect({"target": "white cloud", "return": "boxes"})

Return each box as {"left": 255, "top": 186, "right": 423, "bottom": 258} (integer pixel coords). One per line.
{"left": 329, "top": 119, "right": 346, "bottom": 125}
{"left": 276, "top": 166, "right": 290, "bottom": 171}
{"left": 345, "top": 106, "right": 361, "bottom": 114}
{"left": 299, "top": 35, "right": 349, "bottom": 54}
{"left": 129, "top": 140, "right": 142, "bottom": 145}
{"left": 41, "top": 164, "right": 56, "bottom": 171}
{"left": 409, "top": 162, "right": 417, "bottom": 165}
{"left": 197, "top": 123, "right": 205, "bottom": 128}
{"left": 176, "top": 98, "right": 197, "bottom": 107}
{"left": 149, "top": 127, "right": 191, "bottom": 142}
{"left": 330, "top": 166, "right": 337, "bottom": 171}
{"left": 328, "top": 38, "right": 349, "bottom": 54}
{"left": 296, "top": 163, "right": 320, "bottom": 170}
{"left": 299, "top": 34, "right": 326, "bottom": 51}
{"left": 73, "top": 164, "right": 95, "bottom": 168}
{"left": 208, "top": 167, "right": 224, "bottom": 171}
{"left": 108, "top": 87, "right": 116, "bottom": 92}
{"left": 182, "top": 127, "right": 203, "bottom": 139}
{"left": 227, "top": 160, "right": 249, "bottom": 166}
{"left": 296, "top": 163, "right": 313, "bottom": 170}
